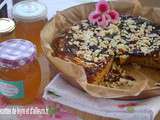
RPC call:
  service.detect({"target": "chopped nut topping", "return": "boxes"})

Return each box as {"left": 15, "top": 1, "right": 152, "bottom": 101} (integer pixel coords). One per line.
{"left": 58, "top": 15, "right": 160, "bottom": 88}
{"left": 64, "top": 15, "right": 160, "bottom": 65}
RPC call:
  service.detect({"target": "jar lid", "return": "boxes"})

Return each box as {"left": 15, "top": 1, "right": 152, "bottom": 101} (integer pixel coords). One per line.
{"left": 0, "top": 39, "right": 36, "bottom": 69}
{"left": 0, "top": 18, "right": 15, "bottom": 34}
{"left": 12, "top": 0, "right": 47, "bottom": 22}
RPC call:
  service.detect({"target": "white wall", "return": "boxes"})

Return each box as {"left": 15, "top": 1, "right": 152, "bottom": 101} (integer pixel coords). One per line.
{"left": 39, "top": 0, "right": 98, "bottom": 19}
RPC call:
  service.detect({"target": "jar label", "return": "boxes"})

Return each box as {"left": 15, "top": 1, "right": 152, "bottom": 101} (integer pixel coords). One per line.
{"left": 0, "top": 79, "right": 24, "bottom": 99}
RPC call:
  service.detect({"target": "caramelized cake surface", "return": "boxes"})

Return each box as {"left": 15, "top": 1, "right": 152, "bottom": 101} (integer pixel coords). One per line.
{"left": 54, "top": 15, "right": 160, "bottom": 87}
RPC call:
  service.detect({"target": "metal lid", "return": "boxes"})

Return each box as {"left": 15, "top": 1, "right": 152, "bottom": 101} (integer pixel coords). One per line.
{"left": 12, "top": 0, "right": 47, "bottom": 22}
{"left": 0, "top": 39, "right": 36, "bottom": 69}
{"left": 0, "top": 18, "right": 15, "bottom": 34}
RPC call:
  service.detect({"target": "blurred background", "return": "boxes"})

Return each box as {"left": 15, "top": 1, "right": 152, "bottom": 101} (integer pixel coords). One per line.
{"left": 1, "top": 0, "right": 160, "bottom": 19}
{"left": 0, "top": 0, "right": 98, "bottom": 19}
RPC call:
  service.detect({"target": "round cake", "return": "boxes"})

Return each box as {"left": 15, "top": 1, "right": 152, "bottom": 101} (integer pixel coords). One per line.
{"left": 54, "top": 15, "right": 160, "bottom": 88}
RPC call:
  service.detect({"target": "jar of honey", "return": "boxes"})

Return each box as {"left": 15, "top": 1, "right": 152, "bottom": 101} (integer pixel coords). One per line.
{"left": 0, "top": 39, "right": 41, "bottom": 105}
{"left": 12, "top": 0, "right": 47, "bottom": 56}
{"left": 0, "top": 18, "right": 16, "bottom": 42}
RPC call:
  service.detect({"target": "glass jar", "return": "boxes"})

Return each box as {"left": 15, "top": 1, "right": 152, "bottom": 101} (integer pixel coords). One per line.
{"left": 12, "top": 0, "right": 47, "bottom": 56}
{"left": 0, "top": 39, "right": 41, "bottom": 105}
{"left": 0, "top": 18, "right": 16, "bottom": 42}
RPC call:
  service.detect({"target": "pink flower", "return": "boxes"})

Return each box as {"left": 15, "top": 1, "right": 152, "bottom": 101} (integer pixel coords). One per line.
{"left": 97, "top": 14, "right": 111, "bottom": 27}
{"left": 88, "top": 0, "right": 120, "bottom": 27}
{"left": 108, "top": 10, "right": 120, "bottom": 23}
{"left": 88, "top": 11, "right": 101, "bottom": 25}
{"left": 96, "top": 0, "right": 110, "bottom": 13}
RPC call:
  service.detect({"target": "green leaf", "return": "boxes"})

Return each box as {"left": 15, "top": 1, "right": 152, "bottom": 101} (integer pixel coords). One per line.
{"left": 48, "top": 106, "right": 57, "bottom": 116}
{"left": 127, "top": 107, "right": 135, "bottom": 113}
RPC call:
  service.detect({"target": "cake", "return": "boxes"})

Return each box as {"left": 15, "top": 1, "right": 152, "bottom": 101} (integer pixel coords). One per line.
{"left": 54, "top": 14, "right": 160, "bottom": 88}
{"left": 52, "top": 0, "right": 160, "bottom": 89}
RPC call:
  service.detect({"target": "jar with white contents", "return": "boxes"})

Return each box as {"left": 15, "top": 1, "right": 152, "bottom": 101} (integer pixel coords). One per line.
{"left": 12, "top": 0, "right": 47, "bottom": 56}
{"left": 0, "top": 18, "right": 16, "bottom": 42}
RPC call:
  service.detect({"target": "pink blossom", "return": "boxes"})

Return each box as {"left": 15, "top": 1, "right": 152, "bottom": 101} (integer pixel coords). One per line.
{"left": 97, "top": 14, "right": 111, "bottom": 27}
{"left": 96, "top": 0, "right": 110, "bottom": 13}
{"left": 108, "top": 10, "right": 120, "bottom": 23}
{"left": 88, "top": 0, "right": 120, "bottom": 27}
{"left": 88, "top": 11, "right": 101, "bottom": 25}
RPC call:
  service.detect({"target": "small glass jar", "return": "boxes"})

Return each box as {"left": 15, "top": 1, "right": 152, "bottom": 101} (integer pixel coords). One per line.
{"left": 0, "top": 39, "right": 41, "bottom": 105}
{"left": 12, "top": 0, "right": 47, "bottom": 56}
{"left": 0, "top": 18, "right": 16, "bottom": 42}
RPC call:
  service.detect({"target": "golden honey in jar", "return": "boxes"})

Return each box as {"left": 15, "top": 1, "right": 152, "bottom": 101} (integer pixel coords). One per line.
{"left": 0, "top": 18, "right": 15, "bottom": 42}
{"left": 0, "top": 39, "right": 41, "bottom": 105}
{"left": 12, "top": 0, "right": 47, "bottom": 55}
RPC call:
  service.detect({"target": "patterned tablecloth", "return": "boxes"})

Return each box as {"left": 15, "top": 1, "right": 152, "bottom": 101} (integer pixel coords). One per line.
{"left": 0, "top": 96, "right": 81, "bottom": 120}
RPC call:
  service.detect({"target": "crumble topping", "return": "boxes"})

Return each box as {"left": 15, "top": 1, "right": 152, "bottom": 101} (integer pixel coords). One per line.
{"left": 62, "top": 16, "right": 160, "bottom": 65}
{"left": 57, "top": 15, "right": 160, "bottom": 88}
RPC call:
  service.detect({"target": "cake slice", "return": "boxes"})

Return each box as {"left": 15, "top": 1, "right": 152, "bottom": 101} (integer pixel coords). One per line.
{"left": 54, "top": 36, "right": 114, "bottom": 83}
